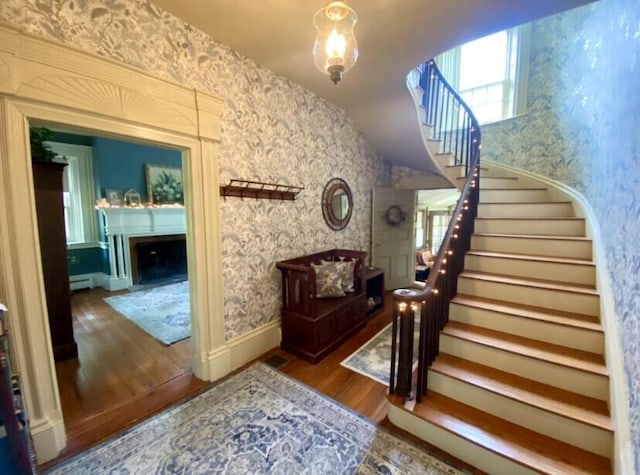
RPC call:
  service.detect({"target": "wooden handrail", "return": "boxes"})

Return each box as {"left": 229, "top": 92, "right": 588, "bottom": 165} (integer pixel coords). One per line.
{"left": 390, "top": 59, "right": 481, "bottom": 401}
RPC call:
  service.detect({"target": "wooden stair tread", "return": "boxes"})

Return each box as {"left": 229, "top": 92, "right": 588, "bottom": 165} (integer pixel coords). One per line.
{"left": 460, "top": 270, "right": 598, "bottom": 294}
{"left": 431, "top": 354, "right": 612, "bottom": 431}
{"left": 451, "top": 294, "right": 602, "bottom": 332}
{"left": 443, "top": 321, "right": 607, "bottom": 376}
{"left": 480, "top": 200, "right": 572, "bottom": 205}
{"left": 478, "top": 187, "right": 548, "bottom": 191}
{"left": 475, "top": 216, "right": 584, "bottom": 221}
{"left": 456, "top": 175, "right": 518, "bottom": 180}
{"left": 403, "top": 392, "right": 612, "bottom": 474}
{"left": 473, "top": 232, "right": 591, "bottom": 242}
{"left": 466, "top": 250, "right": 594, "bottom": 266}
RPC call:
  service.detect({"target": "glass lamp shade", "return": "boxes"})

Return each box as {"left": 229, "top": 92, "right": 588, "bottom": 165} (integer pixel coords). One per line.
{"left": 313, "top": 1, "right": 358, "bottom": 84}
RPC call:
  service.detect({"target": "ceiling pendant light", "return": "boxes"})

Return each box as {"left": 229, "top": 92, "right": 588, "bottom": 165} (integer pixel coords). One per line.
{"left": 312, "top": 1, "right": 358, "bottom": 85}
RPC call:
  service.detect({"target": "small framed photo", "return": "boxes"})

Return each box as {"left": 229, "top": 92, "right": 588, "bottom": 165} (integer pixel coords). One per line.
{"left": 105, "top": 189, "right": 124, "bottom": 206}
{"left": 145, "top": 163, "right": 183, "bottom": 204}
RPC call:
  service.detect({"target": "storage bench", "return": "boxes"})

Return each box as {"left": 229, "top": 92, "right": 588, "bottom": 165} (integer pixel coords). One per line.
{"left": 276, "top": 249, "right": 368, "bottom": 362}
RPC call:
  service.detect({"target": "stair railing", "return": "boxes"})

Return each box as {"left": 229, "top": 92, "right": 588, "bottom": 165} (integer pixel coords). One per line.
{"left": 390, "top": 59, "right": 481, "bottom": 402}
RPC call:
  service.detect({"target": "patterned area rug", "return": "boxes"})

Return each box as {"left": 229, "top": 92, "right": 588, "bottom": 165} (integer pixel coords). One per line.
{"left": 340, "top": 320, "right": 420, "bottom": 386}
{"left": 46, "top": 363, "right": 463, "bottom": 474}
{"left": 103, "top": 281, "right": 190, "bottom": 345}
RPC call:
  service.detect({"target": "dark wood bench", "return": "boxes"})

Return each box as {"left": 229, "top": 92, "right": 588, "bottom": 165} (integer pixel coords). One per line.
{"left": 276, "top": 249, "right": 368, "bottom": 363}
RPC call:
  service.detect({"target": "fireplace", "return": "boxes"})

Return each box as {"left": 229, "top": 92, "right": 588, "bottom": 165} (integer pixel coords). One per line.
{"left": 99, "top": 207, "right": 186, "bottom": 290}
{"left": 129, "top": 234, "right": 187, "bottom": 285}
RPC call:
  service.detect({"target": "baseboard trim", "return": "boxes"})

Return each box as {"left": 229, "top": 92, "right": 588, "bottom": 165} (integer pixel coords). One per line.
{"left": 201, "top": 320, "right": 281, "bottom": 382}
{"left": 29, "top": 414, "right": 66, "bottom": 464}
{"left": 483, "top": 158, "right": 634, "bottom": 474}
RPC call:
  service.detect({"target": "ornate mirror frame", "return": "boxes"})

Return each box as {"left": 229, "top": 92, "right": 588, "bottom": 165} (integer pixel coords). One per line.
{"left": 321, "top": 178, "right": 353, "bottom": 231}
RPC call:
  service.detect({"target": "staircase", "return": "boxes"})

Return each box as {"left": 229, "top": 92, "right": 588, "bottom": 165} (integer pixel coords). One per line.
{"left": 388, "top": 164, "right": 613, "bottom": 474}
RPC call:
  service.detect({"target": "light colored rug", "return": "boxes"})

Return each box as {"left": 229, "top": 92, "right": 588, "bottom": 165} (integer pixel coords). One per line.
{"left": 340, "top": 319, "right": 420, "bottom": 386}
{"left": 46, "top": 363, "right": 464, "bottom": 474}
{"left": 103, "top": 281, "right": 190, "bottom": 345}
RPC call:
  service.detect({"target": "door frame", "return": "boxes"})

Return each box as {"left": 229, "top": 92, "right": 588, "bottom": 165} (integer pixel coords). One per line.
{"left": 0, "top": 26, "right": 226, "bottom": 462}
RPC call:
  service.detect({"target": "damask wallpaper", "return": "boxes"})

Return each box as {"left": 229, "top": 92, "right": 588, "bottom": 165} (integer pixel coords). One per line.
{"left": 0, "top": 1, "right": 390, "bottom": 340}
{"left": 481, "top": 0, "right": 640, "bottom": 469}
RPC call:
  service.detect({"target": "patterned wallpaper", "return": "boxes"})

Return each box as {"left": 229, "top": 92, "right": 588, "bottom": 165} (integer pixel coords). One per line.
{"left": 0, "top": 1, "right": 390, "bottom": 340}
{"left": 481, "top": 0, "right": 640, "bottom": 469}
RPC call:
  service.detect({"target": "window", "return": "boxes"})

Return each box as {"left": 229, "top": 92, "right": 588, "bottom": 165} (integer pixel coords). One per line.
{"left": 46, "top": 142, "right": 99, "bottom": 247}
{"left": 428, "top": 211, "right": 452, "bottom": 254}
{"left": 415, "top": 209, "right": 425, "bottom": 249}
{"left": 436, "top": 24, "right": 531, "bottom": 124}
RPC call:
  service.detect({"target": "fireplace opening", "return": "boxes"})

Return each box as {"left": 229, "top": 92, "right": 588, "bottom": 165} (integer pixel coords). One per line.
{"left": 129, "top": 234, "right": 187, "bottom": 286}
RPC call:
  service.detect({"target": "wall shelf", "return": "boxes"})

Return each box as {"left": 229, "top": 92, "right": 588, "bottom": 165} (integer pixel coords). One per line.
{"left": 220, "top": 179, "right": 303, "bottom": 201}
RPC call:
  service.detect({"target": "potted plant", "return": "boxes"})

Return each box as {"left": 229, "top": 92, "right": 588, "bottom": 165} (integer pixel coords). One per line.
{"left": 29, "top": 127, "right": 59, "bottom": 162}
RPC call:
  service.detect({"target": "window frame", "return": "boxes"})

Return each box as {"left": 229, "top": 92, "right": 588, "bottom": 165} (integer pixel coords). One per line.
{"left": 436, "top": 23, "right": 531, "bottom": 125}
{"left": 45, "top": 141, "right": 99, "bottom": 248}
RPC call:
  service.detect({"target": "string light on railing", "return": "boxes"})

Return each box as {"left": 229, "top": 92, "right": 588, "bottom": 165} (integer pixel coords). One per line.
{"left": 440, "top": 269, "right": 446, "bottom": 274}
{"left": 447, "top": 250, "right": 453, "bottom": 255}
{"left": 398, "top": 302, "right": 407, "bottom": 313}
{"left": 410, "top": 302, "right": 419, "bottom": 313}
{"left": 454, "top": 224, "right": 460, "bottom": 230}
{"left": 453, "top": 233, "right": 459, "bottom": 239}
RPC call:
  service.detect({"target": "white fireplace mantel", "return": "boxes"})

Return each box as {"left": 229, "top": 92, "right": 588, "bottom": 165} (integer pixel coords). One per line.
{"left": 98, "top": 207, "right": 186, "bottom": 290}
{"left": 99, "top": 206, "right": 185, "bottom": 236}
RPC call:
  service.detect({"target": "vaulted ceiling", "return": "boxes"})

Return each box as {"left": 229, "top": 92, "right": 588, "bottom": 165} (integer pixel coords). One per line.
{"left": 151, "top": 0, "right": 594, "bottom": 172}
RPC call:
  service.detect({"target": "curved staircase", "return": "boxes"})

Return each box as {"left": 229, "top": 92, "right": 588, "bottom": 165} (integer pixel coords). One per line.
{"left": 388, "top": 164, "right": 613, "bottom": 474}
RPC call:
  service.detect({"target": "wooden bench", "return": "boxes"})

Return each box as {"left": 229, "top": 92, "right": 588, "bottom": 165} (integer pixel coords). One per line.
{"left": 276, "top": 249, "right": 368, "bottom": 362}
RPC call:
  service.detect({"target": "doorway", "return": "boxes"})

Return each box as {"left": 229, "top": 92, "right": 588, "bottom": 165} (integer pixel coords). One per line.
{"left": 32, "top": 130, "right": 204, "bottom": 458}
{"left": 0, "top": 32, "right": 229, "bottom": 466}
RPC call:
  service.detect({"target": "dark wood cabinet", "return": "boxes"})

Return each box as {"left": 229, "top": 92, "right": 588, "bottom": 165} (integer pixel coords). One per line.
{"left": 32, "top": 162, "right": 77, "bottom": 361}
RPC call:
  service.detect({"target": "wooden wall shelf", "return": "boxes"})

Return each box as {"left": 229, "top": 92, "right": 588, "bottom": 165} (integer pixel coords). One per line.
{"left": 220, "top": 179, "right": 303, "bottom": 201}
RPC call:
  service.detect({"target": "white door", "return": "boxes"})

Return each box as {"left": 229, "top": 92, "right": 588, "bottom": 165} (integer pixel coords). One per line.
{"left": 371, "top": 187, "right": 416, "bottom": 290}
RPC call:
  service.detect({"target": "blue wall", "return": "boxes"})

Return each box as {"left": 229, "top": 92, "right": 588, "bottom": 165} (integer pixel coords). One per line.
{"left": 50, "top": 132, "right": 181, "bottom": 277}
{"left": 93, "top": 138, "right": 181, "bottom": 201}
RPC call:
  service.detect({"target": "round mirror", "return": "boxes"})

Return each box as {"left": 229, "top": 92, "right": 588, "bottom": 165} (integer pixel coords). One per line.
{"left": 322, "top": 178, "right": 353, "bottom": 230}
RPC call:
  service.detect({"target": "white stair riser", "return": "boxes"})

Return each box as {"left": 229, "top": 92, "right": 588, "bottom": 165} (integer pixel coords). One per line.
{"left": 439, "top": 334, "right": 609, "bottom": 400}
{"left": 478, "top": 202, "right": 574, "bottom": 218}
{"left": 478, "top": 177, "right": 526, "bottom": 189}
{"left": 457, "top": 277, "right": 600, "bottom": 316}
{"left": 458, "top": 275, "right": 599, "bottom": 315}
{"left": 427, "top": 371, "right": 612, "bottom": 457}
{"left": 387, "top": 405, "right": 539, "bottom": 475}
{"left": 480, "top": 188, "right": 549, "bottom": 203}
{"left": 427, "top": 139, "right": 442, "bottom": 155}
{"left": 471, "top": 235, "right": 593, "bottom": 260}
{"left": 474, "top": 218, "right": 586, "bottom": 236}
{"left": 464, "top": 254, "right": 596, "bottom": 286}
{"left": 444, "top": 166, "right": 466, "bottom": 180}
{"left": 449, "top": 303, "right": 604, "bottom": 353}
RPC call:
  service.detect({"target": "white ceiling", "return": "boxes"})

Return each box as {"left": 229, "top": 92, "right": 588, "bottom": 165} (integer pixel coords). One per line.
{"left": 151, "top": 0, "right": 594, "bottom": 172}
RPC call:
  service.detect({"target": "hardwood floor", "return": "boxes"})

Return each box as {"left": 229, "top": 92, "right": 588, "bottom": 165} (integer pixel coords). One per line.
{"left": 50, "top": 287, "right": 209, "bottom": 465}
{"left": 43, "top": 289, "right": 480, "bottom": 473}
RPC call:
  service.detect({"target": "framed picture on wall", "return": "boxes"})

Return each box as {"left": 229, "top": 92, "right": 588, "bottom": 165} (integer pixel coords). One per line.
{"left": 145, "top": 163, "right": 183, "bottom": 204}
{"left": 105, "top": 189, "right": 124, "bottom": 206}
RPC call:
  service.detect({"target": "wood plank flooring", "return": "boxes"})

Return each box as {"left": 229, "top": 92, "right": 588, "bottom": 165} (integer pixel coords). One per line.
{"left": 42, "top": 289, "right": 480, "bottom": 473}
